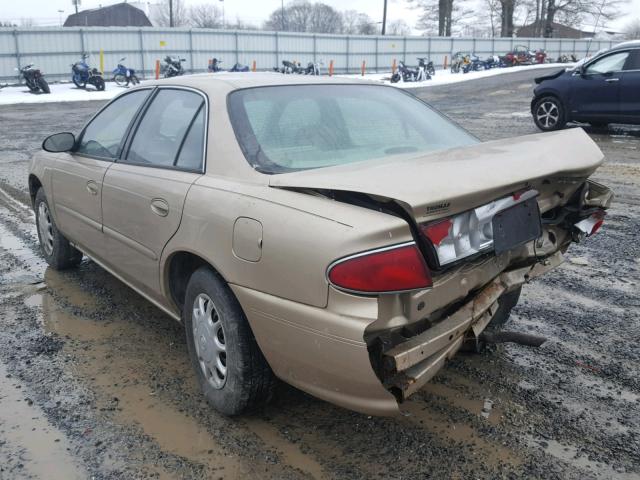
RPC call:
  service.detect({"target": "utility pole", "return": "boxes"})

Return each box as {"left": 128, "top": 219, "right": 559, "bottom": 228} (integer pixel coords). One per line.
{"left": 169, "top": 0, "right": 173, "bottom": 27}
{"left": 220, "top": 0, "right": 225, "bottom": 29}
{"left": 281, "top": 0, "right": 285, "bottom": 31}
{"left": 381, "top": 0, "right": 388, "bottom": 35}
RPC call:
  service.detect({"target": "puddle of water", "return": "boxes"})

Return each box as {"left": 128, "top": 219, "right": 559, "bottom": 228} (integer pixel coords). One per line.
{"left": 244, "top": 417, "right": 329, "bottom": 480}
{"left": 401, "top": 397, "right": 521, "bottom": 467}
{"left": 25, "top": 274, "right": 254, "bottom": 477}
{"left": 529, "top": 436, "right": 640, "bottom": 480}
{"left": 0, "top": 361, "right": 86, "bottom": 480}
{"left": 420, "top": 382, "right": 504, "bottom": 425}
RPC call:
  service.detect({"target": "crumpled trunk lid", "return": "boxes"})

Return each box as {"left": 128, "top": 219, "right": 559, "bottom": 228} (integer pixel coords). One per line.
{"left": 269, "top": 128, "right": 604, "bottom": 224}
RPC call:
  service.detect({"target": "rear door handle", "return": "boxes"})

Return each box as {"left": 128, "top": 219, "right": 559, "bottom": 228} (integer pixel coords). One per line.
{"left": 150, "top": 198, "right": 169, "bottom": 217}
{"left": 605, "top": 78, "right": 619, "bottom": 82}
{"left": 86, "top": 180, "right": 99, "bottom": 195}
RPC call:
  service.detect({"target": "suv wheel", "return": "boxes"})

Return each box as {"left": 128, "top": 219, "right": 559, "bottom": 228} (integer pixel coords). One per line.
{"left": 34, "top": 188, "right": 83, "bottom": 270}
{"left": 183, "top": 267, "right": 276, "bottom": 415}
{"left": 533, "top": 96, "right": 566, "bottom": 131}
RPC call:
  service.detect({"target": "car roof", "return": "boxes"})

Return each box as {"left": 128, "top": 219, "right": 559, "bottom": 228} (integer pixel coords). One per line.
{"left": 611, "top": 40, "right": 640, "bottom": 51}
{"left": 144, "top": 72, "right": 378, "bottom": 96}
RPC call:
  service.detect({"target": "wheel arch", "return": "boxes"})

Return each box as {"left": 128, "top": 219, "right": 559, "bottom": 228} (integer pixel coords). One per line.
{"left": 163, "top": 249, "right": 230, "bottom": 314}
{"left": 28, "top": 174, "right": 43, "bottom": 207}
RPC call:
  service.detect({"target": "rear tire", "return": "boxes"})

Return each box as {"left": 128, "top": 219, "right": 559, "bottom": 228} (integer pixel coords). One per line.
{"left": 533, "top": 96, "right": 566, "bottom": 131}
{"left": 92, "top": 77, "right": 105, "bottom": 91}
{"left": 34, "top": 188, "right": 82, "bottom": 270}
{"left": 37, "top": 77, "right": 50, "bottom": 94}
{"left": 184, "top": 267, "right": 276, "bottom": 416}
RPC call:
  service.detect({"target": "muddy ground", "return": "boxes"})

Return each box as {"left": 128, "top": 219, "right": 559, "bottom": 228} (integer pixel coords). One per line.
{"left": 0, "top": 70, "right": 638, "bottom": 480}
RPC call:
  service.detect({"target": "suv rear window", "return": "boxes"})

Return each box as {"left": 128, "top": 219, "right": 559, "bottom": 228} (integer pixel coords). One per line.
{"left": 228, "top": 85, "right": 477, "bottom": 174}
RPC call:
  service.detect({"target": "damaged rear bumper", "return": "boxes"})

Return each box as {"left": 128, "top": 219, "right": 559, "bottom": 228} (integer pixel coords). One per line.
{"left": 381, "top": 251, "right": 564, "bottom": 400}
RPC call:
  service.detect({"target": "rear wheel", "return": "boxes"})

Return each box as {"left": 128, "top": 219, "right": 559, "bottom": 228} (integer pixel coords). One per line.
{"left": 184, "top": 267, "right": 276, "bottom": 415}
{"left": 92, "top": 77, "right": 105, "bottom": 91}
{"left": 113, "top": 74, "right": 127, "bottom": 86}
{"left": 37, "top": 77, "right": 50, "bottom": 94}
{"left": 533, "top": 96, "right": 566, "bottom": 131}
{"left": 34, "top": 188, "right": 82, "bottom": 270}
{"left": 72, "top": 75, "right": 85, "bottom": 89}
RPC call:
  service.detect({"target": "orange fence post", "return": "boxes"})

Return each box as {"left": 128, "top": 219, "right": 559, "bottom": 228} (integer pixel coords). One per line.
{"left": 443, "top": 55, "right": 448, "bottom": 70}
{"left": 392, "top": 59, "right": 396, "bottom": 74}
{"left": 361, "top": 60, "right": 366, "bottom": 76}
{"left": 208, "top": 58, "right": 212, "bottom": 72}
{"left": 252, "top": 60, "right": 257, "bottom": 72}
{"left": 155, "top": 59, "right": 160, "bottom": 80}
{"left": 329, "top": 60, "right": 334, "bottom": 76}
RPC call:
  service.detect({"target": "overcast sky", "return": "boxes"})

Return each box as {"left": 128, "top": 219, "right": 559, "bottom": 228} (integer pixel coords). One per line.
{"left": 1, "top": 0, "right": 637, "bottom": 31}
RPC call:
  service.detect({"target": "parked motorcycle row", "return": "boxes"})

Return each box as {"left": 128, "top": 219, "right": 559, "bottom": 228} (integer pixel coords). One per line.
{"left": 391, "top": 57, "right": 436, "bottom": 83}
{"left": 273, "top": 60, "right": 322, "bottom": 75}
{"left": 450, "top": 45, "right": 558, "bottom": 74}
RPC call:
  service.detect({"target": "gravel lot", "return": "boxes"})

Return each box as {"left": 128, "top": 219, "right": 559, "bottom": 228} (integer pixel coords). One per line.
{"left": 0, "top": 69, "right": 638, "bottom": 480}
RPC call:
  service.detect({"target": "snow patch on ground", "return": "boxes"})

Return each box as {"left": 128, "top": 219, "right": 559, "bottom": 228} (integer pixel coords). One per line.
{"left": 0, "top": 63, "right": 573, "bottom": 105}
{"left": 336, "top": 62, "right": 573, "bottom": 89}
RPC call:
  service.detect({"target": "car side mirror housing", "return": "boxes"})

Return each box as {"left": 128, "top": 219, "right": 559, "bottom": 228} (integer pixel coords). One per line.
{"left": 42, "top": 132, "right": 76, "bottom": 153}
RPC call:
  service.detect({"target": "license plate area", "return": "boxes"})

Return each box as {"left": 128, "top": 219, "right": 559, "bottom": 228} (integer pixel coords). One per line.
{"left": 492, "top": 198, "right": 541, "bottom": 254}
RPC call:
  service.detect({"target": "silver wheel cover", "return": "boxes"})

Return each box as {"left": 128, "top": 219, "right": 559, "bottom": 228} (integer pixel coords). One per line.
{"left": 192, "top": 293, "right": 227, "bottom": 389}
{"left": 37, "top": 202, "right": 54, "bottom": 256}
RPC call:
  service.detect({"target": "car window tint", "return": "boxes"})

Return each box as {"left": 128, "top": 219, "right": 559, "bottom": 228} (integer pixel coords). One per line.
{"left": 126, "top": 89, "right": 204, "bottom": 167}
{"left": 175, "top": 106, "right": 205, "bottom": 170}
{"left": 623, "top": 50, "right": 640, "bottom": 70}
{"left": 76, "top": 90, "right": 149, "bottom": 159}
{"left": 586, "top": 52, "right": 629, "bottom": 74}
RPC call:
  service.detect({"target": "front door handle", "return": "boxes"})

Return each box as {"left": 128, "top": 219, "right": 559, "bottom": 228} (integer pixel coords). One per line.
{"left": 86, "top": 180, "right": 99, "bottom": 195}
{"left": 150, "top": 198, "right": 169, "bottom": 217}
{"left": 605, "top": 78, "right": 619, "bottom": 83}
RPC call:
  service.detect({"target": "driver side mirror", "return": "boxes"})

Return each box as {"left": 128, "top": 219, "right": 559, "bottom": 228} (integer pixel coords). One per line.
{"left": 42, "top": 132, "right": 76, "bottom": 153}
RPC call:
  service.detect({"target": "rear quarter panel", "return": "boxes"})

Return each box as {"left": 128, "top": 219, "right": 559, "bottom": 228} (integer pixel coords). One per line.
{"left": 161, "top": 176, "right": 413, "bottom": 309}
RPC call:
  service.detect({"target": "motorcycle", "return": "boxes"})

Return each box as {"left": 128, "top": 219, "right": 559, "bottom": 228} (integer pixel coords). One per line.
{"left": 208, "top": 58, "right": 223, "bottom": 72}
{"left": 162, "top": 56, "right": 186, "bottom": 78}
{"left": 417, "top": 57, "right": 435, "bottom": 77}
{"left": 390, "top": 60, "right": 431, "bottom": 83}
{"left": 71, "top": 55, "right": 105, "bottom": 91}
{"left": 16, "top": 64, "right": 50, "bottom": 93}
{"left": 274, "top": 60, "right": 303, "bottom": 74}
{"left": 462, "top": 54, "right": 488, "bottom": 73}
{"left": 229, "top": 62, "right": 250, "bottom": 72}
{"left": 112, "top": 57, "right": 139, "bottom": 87}
{"left": 450, "top": 52, "right": 470, "bottom": 73}
{"left": 303, "top": 61, "right": 322, "bottom": 75}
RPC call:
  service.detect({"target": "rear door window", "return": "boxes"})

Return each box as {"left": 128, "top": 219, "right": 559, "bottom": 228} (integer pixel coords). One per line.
{"left": 125, "top": 89, "right": 205, "bottom": 170}
{"left": 623, "top": 50, "right": 640, "bottom": 71}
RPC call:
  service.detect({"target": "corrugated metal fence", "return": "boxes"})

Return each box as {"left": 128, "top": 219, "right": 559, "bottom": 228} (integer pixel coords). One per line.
{"left": 0, "top": 27, "right": 615, "bottom": 83}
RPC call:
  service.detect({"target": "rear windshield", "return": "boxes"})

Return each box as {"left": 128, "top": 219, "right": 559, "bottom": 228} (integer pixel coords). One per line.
{"left": 227, "top": 84, "right": 478, "bottom": 174}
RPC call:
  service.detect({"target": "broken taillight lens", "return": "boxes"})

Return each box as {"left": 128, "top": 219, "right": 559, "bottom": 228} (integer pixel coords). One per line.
{"left": 575, "top": 210, "right": 606, "bottom": 236}
{"left": 421, "top": 190, "right": 538, "bottom": 267}
{"left": 328, "top": 242, "right": 432, "bottom": 294}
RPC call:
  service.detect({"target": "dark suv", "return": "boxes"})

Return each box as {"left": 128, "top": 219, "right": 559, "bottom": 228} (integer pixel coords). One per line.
{"left": 531, "top": 41, "right": 640, "bottom": 131}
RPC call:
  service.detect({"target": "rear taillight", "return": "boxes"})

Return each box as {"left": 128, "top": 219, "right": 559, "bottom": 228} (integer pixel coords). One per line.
{"left": 575, "top": 210, "right": 606, "bottom": 236}
{"left": 328, "top": 242, "right": 432, "bottom": 294}
{"left": 421, "top": 190, "right": 538, "bottom": 267}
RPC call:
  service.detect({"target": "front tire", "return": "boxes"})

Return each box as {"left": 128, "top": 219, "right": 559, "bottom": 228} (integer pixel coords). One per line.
{"left": 113, "top": 74, "right": 127, "bottom": 86}
{"left": 34, "top": 188, "right": 82, "bottom": 270}
{"left": 92, "top": 77, "right": 105, "bottom": 91}
{"left": 533, "top": 96, "right": 566, "bottom": 131}
{"left": 184, "top": 267, "right": 275, "bottom": 415}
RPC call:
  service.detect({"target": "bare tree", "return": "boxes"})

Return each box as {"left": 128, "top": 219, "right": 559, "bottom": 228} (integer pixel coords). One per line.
{"left": 20, "top": 18, "right": 35, "bottom": 27}
{"left": 342, "top": 10, "right": 379, "bottom": 34}
{"left": 484, "top": 0, "right": 502, "bottom": 36}
{"left": 154, "top": 0, "right": 190, "bottom": 27}
{"left": 0, "top": 20, "right": 17, "bottom": 27}
{"left": 265, "top": 1, "right": 343, "bottom": 33}
{"left": 407, "top": 0, "right": 472, "bottom": 36}
{"left": 623, "top": 18, "right": 640, "bottom": 39}
{"left": 190, "top": 4, "right": 223, "bottom": 29}
{"left": 387, "top": 19, "right": 411, "bottom": 35}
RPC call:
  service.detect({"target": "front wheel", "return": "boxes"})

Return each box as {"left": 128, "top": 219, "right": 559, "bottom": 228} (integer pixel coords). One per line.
{"left": 184, "top": 267, "right": 276, "bottom": 415}
{"left": 72, "top": 75, "right": 85, "bottom": 89}
{"left": 37, "top": 77, "right": 50, "bottom": 94}
{"left": 390, "top": 73, "right": 401, "bottom": 83}
{"left": 533, "top": 96, "right": 566, "bottom": 131}
{"left": 130, "top": 75, "right": 139, "bottom": 85}
{"left": 34, "top": 188, "right": 82, "bottom": 270}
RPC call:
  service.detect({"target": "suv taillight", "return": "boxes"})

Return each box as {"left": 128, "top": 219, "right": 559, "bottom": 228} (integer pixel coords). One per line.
{"left": 328, "top": 242, "right": 432, "bottom": 294}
